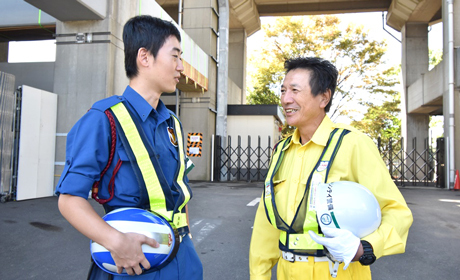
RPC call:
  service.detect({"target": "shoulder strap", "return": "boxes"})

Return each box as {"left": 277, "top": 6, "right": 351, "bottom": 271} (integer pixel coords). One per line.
{"left": 91, "top": 110, "right": 117, "bottom": 204}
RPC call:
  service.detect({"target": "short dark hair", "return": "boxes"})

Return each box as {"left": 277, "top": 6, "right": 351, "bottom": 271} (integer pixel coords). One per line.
{"left": 284, "top": 57, "right": 338, "bottom": 112}
{"left": 123, "top": 15, "right": 181, "bottom": 79}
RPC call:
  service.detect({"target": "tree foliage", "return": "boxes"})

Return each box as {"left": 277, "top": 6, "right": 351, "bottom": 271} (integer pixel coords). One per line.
{"left": 350, "top": 66, "right": 402, "bottom": 148}
{"left": 247, "top": 16, "right": 397, "bottom": 123}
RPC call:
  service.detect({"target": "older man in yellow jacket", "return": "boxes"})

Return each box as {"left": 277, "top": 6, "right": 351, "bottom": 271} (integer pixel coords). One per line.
{"left": 249, "top": 57, "right": 413, "bottom": 280}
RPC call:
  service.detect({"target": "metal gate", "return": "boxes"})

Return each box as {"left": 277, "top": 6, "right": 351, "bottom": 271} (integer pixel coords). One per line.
{"left": 0, "top": 72, "right": 18, "bottom": 202}
{"left": 213, "top": 134, "right": 442, "bottom": 187}
{"left": 213, "top": 135, "right": 272, "bottom": 182}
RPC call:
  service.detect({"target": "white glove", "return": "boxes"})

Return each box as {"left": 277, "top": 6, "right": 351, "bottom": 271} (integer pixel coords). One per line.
{"left": 308, "top": 227, "right": 360, "bottom": 269}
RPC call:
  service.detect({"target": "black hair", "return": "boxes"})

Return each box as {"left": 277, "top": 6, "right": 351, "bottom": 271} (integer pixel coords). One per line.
{"left": 123, "top": 15, "right": 181, "bottom": 79}
{"left": 284, "top": 57, "right": 338, "bottom": 112}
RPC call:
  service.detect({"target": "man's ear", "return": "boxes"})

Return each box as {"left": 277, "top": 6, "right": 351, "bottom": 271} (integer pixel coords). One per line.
{"left": 320, "top": 89, "right": 331, "bottom": 109}
{"left": 137, "top": 47, "right": 150, "bottom": 68}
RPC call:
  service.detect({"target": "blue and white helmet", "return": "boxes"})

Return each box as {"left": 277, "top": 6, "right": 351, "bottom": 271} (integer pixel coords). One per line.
{"left": 90, "top": 207, "right": 179, "bottom": 275}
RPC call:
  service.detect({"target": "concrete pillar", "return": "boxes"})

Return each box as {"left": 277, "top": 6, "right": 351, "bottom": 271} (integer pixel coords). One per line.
{"left": 229, "top": 29, "right": 247, "bottom": 104}
{"left": 401, "top": 23, "right": 430, "bottom": 151}
{"left": 181, "top": 0, "right": 219, "bottom": 180}
{"left": 53, "top": 0, "right": 131, "bottom": 187}
{"left": 0, "top": 42, "right": 8, "bottom": 62}
{"left": 442, "top": 0, "right": 460, "bottom": 188}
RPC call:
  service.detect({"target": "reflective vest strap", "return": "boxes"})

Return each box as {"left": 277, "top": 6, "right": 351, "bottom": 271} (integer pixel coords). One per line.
{"left": 173, "top": 212, "right": 188, "bottom": 228}
{"left": 171, "top": 115, "right": 190, "bottom": 213}
{"left": 303, "top": 128, "right": 347, "bottom": 235}
{"left": 264, "top": 138, "right": 290, "bottom": 228}
{"left": 110, "top": 103, "right": 168, "bottom": 217}
{"left": 288, "top": 233, "right": 324, "bottom": 250}
{"left": 153, "top": 209, "right": 187, "bottom": 228}
{"left": 279, "top": 230, "right": 287, "bottom": 245}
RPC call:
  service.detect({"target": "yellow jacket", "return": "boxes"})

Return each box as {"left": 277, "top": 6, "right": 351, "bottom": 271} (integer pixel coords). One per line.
{"left": 249, "top": 116, "right": 413, "bottom": 279}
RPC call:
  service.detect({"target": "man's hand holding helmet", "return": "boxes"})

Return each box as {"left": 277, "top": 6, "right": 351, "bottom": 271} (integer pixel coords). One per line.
{"left": 308, "top": 227, "right": 360, "bottom": 269}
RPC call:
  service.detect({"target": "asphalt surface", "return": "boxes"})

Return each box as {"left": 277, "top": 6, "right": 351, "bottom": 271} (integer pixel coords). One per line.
{"left": 1, "top": 181, "right": 459, "bottom": 280}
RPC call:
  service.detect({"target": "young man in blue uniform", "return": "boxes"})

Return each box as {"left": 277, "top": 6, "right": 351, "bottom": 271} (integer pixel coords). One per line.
{"left": 56, "top": 15, "right": 203, "bottom": 280}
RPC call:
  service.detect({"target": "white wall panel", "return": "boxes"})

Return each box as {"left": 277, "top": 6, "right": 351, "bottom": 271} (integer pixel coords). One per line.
{"left": 16, "top": 86, "right": 57, "bottom": 201}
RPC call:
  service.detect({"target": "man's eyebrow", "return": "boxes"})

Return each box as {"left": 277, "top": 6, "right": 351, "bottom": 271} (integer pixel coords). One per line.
{"left": 172, "top": 47, "right": 183, "bottom": 55}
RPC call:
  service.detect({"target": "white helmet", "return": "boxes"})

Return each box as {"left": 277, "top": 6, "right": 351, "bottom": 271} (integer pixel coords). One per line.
{"left": 315, "top": 181, "right": 381, "bottom": 238}
{"left": 90, "top": 208, "right": 179, "bottom": 275}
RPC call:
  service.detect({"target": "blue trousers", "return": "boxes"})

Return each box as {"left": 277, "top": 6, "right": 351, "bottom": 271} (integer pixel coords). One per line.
{"left": 88, "top": 235, "right": 203, "bottom": 280}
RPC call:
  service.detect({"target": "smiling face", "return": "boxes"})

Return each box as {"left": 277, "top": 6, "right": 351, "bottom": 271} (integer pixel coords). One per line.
{"left": 147, "top": 35, "right": 184, "bottom": 94}
{"left": 280, "top": 68, "right": 330, "bottom": 131}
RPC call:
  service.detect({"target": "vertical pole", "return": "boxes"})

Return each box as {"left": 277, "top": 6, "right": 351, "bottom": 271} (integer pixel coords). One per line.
{"left": 412, "top": 137, "right": 416, "bottom": 185}
{"left": 258, "top": 136, "right": 261, "bottom": 181}
{"left": 401, "top": 137, "right": 405, "bottom": 187}
{"left": 247, "top": 136, "right": 251, "bottom": 182}
{"left": 237, "top": 136, "right": 241, "bottom": 181}
{"left": 211, "top": 134, "right": 215, "bottom": 182}
{"left": 389, "top": 138, "right": 393, "bottom": 179}
{"left": 227, "top": 136, "right": 231, "bottom": 181}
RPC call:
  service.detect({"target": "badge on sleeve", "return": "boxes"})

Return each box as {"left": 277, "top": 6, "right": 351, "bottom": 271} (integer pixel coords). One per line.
{"left": 167, "top": 126, "right": 178, "bottom": 147}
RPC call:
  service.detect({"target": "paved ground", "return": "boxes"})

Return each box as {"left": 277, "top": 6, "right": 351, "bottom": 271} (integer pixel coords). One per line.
{"left": 0, "top": 182, "right": 459, "bottom": 280}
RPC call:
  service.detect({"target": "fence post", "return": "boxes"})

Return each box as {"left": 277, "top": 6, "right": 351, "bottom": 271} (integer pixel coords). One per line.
{"left": 424, "top": 138, "right": 429, "bottom": 186}
{"left": 227, "top": 136, "right": 231, "bottom": 181}
{"left": 389, "top": 137, "right": 393, "bottom": 178}
{"left": 237, "top": 136, "right": 241, "bottom": 181}
{"left": 214, "top": 135, "right": 221, "bottom": 181}
{"left": 258, "top": 136, "right": 261, "bottom": 181}
{"left": 412, "top": 137, "right": 416, "bottom": 186}
{"left": 401, "top": 137, "right": 405, "bottom": 187}
{"left": 247, "top": 136, "right": 251, "bottom": 182}
{"left": 377, "top": 137, "right": 381, "bottom": 153}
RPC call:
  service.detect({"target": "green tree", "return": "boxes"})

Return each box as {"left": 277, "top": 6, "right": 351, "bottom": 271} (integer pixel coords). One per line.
{"left": 350, "top": 66, "right": 401, "bottom": 150}
{"left": 247, "top": 16, "right": 392, "bottom": 122}
{"left": 429, "top": 49, "right": 443, "bottom": 70}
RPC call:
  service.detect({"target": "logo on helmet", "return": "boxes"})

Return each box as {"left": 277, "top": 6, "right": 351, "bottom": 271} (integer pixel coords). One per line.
{"left": 320, "top": 213, "right": 332, "bottom": 225}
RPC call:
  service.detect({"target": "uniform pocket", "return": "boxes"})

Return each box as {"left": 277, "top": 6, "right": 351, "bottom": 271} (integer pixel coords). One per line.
{"left": 273, "top": 179, "right": 287, "bottom": 194}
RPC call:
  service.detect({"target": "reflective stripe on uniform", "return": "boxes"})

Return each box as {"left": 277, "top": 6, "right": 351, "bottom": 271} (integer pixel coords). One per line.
{"left": 110, "top": 103, "right": 189, "bottom": 228}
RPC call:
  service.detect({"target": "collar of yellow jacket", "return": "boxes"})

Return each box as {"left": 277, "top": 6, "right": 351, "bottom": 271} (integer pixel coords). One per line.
{"left": 283, "top": 115, "right": 334, "bottom": 151}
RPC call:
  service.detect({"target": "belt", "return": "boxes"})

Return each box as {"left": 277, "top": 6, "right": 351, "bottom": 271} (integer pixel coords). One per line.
{"left": 281, "top": 251, "right": 329, "bottom": 263}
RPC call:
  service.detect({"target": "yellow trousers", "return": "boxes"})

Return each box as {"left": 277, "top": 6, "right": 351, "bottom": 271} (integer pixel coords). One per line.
{"left": 277, "top": 257, "right": 372, "bottom": 280}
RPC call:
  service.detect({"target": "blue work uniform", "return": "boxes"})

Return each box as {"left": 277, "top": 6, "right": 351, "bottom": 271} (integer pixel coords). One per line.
{"left": 56, "top": 86, "right": 203, "bottom": 280}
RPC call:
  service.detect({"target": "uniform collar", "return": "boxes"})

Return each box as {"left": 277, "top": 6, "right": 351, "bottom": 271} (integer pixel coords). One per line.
{"left": 284, "top": 115, "right": 334, "bottom": 150}
{"left": 122, "top": 86, "right": 170, "bottom": 123}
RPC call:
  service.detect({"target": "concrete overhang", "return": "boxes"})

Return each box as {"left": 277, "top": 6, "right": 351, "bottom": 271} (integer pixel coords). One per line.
{"left": 386, "top": 0, "right": 442, "bottom": 31}
{"left": 24, "top": 0, "right": 107, "bottom": 21}
{"left": 229, "top": 0, "right": 261, "bottom": 36}
{"left": 0, "top": 0, "right": 56, "bottom": 42}
{"left": 159, "top": 0, "right": 261, "bottom": 36}
{"left": 407, "top": 60, "right": 444, "bottom": 115}
{"left": 255, "top": 0, "right": 391, "bottom": 16}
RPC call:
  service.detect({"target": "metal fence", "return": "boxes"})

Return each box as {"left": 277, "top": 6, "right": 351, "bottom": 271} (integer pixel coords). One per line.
{"left": 213, "top": 134, "right": 442, "bottom": 187}
{"left": 377, "top": 137, "right": 441, "bottom": 187}
{"left": 213, "top": 135, "right": 272, "bottom": 182}
{"left": 0, "top": 72, "right": 17, "bottom": 202}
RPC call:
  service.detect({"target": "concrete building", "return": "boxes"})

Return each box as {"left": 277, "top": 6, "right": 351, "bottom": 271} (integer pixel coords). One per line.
{"left": 0, "top": 0, "right": 458, "bottom": 188}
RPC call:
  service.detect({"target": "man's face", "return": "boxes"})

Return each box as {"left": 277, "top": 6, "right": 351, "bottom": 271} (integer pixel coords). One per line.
{"left": 148, "top": 35, "right": 184, "bottom": 94}
{"left": 280, "top": 68, "right": 328, "bottom": 129}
